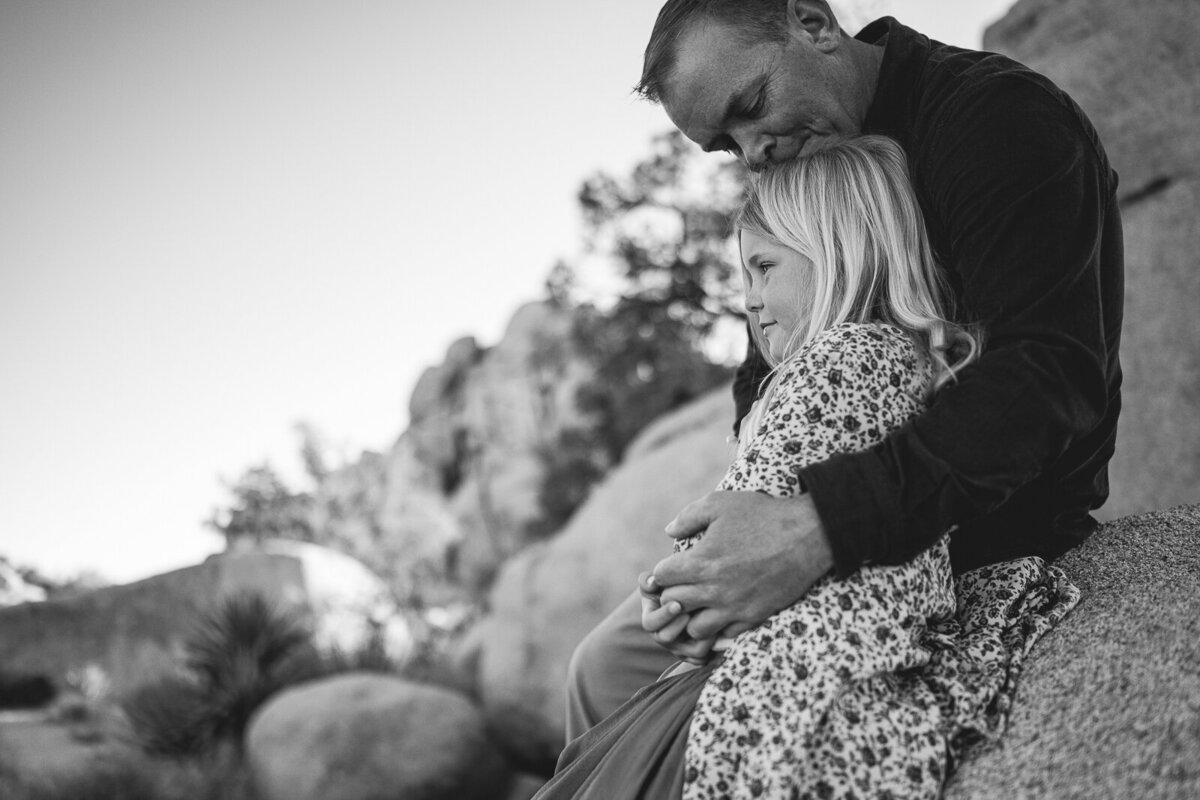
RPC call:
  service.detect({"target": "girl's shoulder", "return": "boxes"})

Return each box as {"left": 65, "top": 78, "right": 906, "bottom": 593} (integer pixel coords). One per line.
{"left": 790, "top": 322, "right": 916, "bottom": 369}
{"left": 770, "top": 322, "right": 928, "bottom": 403}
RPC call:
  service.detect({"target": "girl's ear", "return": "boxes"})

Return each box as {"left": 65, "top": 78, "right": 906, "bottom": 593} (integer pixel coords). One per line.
{"left": 785, "top": 0, "right": 842, "bottom": 53}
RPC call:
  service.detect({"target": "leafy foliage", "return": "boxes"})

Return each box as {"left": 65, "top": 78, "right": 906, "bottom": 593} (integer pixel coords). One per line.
{"left": 568, "top": 130, "right": 748, "bottom": 460}
{"left": 526, "top": 131, "right": 748, "bottom": 533}
{"left": 206, "top": 464, "right": 314, "bottom": 547}
{"left": 122, "top": 676, "right": 220, "bottom": 757}
{"left": 575, "top": 129, "right": 748, "bottom": 335}
{"left": 525, "top": 427, "right": 608, "bottom": 540}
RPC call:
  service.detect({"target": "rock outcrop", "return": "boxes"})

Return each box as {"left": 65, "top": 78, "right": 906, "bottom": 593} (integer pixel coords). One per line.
{"left": 0, "top": 542, "right": 407, "bottom": 697}
{"left": 944, "top": 503, "right": 1200, "bottom": 798}
{"left": 0, "top": 558, "right": 47, "bottom": 606}
{"left": 984, "top": 0, "right": 1200, "bottom": 519}
{"left": 246, "top": 673, "right": 509, "bottom": 800}
{"left": 328, "top": 300, "right": 603, "bottom": 606}
{"left": 468, "top": 386, "right": 736, "bottom": 767}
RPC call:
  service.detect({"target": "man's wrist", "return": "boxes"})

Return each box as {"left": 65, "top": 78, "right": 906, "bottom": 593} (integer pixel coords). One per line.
{"left": 789, "top": 493, "right": 834, "bottom": 574}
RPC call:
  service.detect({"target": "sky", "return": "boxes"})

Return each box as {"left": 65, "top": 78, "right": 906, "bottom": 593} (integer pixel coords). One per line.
{"left": 0, "top": 0, "right": 1015, "bottom": 585}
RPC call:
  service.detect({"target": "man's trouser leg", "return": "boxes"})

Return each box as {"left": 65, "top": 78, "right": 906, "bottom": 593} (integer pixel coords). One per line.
{"left": 564, "top": 588, "right": 678, "bottom": 742}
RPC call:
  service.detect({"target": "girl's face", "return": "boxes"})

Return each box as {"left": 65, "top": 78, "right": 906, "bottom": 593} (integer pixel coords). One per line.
{"left": 740, "top": 230, "right": 817, "bottom": 362}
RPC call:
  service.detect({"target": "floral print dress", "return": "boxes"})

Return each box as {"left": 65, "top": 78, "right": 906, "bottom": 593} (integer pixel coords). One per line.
{"left": 536, "top": 322, "right": 1079, "bottom": 800}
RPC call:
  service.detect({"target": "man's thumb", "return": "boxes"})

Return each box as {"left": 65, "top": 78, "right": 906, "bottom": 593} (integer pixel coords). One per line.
{"left": 664, "top": 494, "right": 715, "bottom": 539}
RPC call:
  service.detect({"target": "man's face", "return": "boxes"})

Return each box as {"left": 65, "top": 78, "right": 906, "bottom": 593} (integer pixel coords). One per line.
{"left": 662, "top": 18, "right": 860, "bottom": 169}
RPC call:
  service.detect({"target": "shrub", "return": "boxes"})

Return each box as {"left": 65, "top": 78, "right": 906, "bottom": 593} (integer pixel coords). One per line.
{"left": 122, "top": 676, "right": 218, "bottom": 757}
{"left": 123, "top": 592, "right": 320, "bottom": 757}
{"left": 0, "top": 744, "right": 258, "bottom": 800}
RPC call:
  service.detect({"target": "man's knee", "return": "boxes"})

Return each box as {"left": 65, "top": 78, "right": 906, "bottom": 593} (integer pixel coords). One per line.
{"left": 564, "top": 591, "right": 676, "bottom": 740}
{"left": 567, "top": 614, "right": 628, "bottom": 698}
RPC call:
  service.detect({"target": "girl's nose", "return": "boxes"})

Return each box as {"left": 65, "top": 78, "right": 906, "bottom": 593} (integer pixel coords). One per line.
{"left": 745, "top": 286, "right": 763, "bottom": 313}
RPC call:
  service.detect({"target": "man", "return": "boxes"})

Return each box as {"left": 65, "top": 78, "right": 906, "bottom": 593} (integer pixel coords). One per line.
{"left": 566, "top": 0, "right": 1122, "bottom": 738}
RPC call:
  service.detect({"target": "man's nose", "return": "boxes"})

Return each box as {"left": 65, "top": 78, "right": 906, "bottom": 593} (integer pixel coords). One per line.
{"left": 739, "top": 134, "right": 775, "bottom": 171}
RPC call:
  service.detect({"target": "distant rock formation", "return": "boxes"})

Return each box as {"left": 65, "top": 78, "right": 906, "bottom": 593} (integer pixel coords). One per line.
{"left": 251, "top": 300, "right": 601, "bottom": 611}
{"left": 0, "top": 542, "right": 407, "bottom": 697}
{"left": 984, "top": 0, "right": 1200, "bottom": 518}
{"left": 357, "top": 300, "right": 603, "bottom": 604}
{"left": 0, "top": 558, "right": 47, "bottom": 606}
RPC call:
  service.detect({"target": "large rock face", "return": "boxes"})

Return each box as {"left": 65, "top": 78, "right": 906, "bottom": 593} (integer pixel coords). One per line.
{"left": 983, "top": 0, "right": 1200, "bottom": 519}
{"left": 944, "top": 503, "right": 1200, "bottom": 798}
{"left": 367, "top": 301, "right": 602, "bottom": 603}
{"left": 246, "top": 673, "right": 509, "bottom": 800}
{"left": 469, "top": 386, "right": 736, "bottom": 767}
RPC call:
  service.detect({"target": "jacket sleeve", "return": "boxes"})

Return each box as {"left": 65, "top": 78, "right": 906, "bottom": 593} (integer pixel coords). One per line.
{"left": 800, "top": 76, "right": 1119, "bottom": 573}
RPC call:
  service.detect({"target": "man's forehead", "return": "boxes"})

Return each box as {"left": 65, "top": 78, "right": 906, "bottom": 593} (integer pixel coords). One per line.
{"left": 663, "top": 22, "right": 759, "bottom": 143}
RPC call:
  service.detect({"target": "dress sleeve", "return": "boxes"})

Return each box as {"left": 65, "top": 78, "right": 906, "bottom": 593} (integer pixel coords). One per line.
{"left": 716, "top": 324, "right": 928, "bottom": 499}
{"left": 801, "top": 76, "right": 1120, "bottom": 573}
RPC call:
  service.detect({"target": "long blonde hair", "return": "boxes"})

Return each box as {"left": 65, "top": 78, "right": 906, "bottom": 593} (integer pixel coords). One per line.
{"left": 736, "top": 135, "right": 979, "bottom": 395}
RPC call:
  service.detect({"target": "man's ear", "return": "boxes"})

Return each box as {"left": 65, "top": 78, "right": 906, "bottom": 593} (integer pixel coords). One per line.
{"left": 785, "top": 0, "right": 842, "bottom": 52}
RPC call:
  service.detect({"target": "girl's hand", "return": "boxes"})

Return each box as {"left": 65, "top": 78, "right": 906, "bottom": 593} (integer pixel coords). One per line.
{"left": 638, "top": 571, "right": 718, "bottom": 666}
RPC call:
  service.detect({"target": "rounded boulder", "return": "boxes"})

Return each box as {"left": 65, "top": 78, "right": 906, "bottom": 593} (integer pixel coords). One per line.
{"left": 246, "top": 672, "right": 509, "bottom": 800}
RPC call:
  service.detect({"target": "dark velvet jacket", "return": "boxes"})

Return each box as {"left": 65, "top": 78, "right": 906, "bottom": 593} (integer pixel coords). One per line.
{"left": 734, "top": 18, "right": 1125, "bottom": 575}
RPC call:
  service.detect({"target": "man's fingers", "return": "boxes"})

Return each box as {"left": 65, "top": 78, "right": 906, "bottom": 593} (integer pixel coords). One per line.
{"left": 637, "top": 570, "right": 661, "bottom": 596}
{"left": 653, "top": 549, "right": 718, "bottom": 593}
{"left": 657, "top": 582, "right": 709, "bottom": 612}
{"left": 686, "top": 607, "right": 734, "bottom": 640}
{"left": 719, "top": 620, "right": 754, "bottom": 640}
{"left": 664, "top": 492, "right": 721, "bottom": 539}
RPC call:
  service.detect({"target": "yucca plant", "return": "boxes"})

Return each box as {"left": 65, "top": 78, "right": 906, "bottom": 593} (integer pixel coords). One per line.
{"left": 184, "top": 593, "right": 320, "bottom": 742}
{"left": 124, "top": 592, "right": 320, "bottom": 756}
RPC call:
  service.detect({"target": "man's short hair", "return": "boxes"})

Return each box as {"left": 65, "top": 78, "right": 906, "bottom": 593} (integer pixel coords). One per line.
{"left": 635, "top": 0, "right": 796, "bottom": 103}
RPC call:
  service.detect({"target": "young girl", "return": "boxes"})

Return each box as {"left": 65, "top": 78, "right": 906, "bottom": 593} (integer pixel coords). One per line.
{"left": 536, "top": 136, "right": 1078, "bottom": 799}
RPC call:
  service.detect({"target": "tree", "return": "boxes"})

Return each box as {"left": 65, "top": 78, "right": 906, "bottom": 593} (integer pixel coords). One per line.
{"left": 566, "top": 129, "right": 749, "bottom": 461}
{"left": 207, "top": 463, "right": 314, "bottom": 547}
{"left": 528, "top": 131, "right": 750, "bottom": 534}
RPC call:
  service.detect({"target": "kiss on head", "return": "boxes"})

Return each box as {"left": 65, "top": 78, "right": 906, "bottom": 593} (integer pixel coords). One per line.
{"left": 540, "top": 0, "right": 1122, "bottom": 796}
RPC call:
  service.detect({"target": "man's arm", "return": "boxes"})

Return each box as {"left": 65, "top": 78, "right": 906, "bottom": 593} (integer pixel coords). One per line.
{"left": 655, "top": 325, "right": 926, "bottom": 639}
{"left": 655, "top": 491, "right": 831, "bottom": 641}
{"left": 656, "top": 78, "right": 1120, "bottom": 636}
{"left": 808, "top": 76, "right": 1119, "bottom": 573}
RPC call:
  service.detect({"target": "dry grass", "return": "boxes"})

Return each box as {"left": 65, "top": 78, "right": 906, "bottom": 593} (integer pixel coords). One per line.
{"left": 0, "top": 690, "right": 261, "bottom": 800}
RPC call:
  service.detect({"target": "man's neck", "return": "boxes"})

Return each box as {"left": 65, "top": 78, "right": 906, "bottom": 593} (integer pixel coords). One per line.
{"left": 840, "top": 35, "right": 886, "bottom": 129}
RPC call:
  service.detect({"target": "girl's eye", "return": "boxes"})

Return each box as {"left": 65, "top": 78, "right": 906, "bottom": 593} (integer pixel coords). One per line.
{"left": 759, "top": 262, "right": 774, "bottom": 274}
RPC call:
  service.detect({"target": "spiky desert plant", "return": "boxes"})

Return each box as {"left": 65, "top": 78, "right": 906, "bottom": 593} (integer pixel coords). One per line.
{"left": 183, "top": 592, "right": 320, "bottom": 744}
{"left": 120, "top": 674, "right": 215, "bottom": 756}
{"left": 124, "top": 592, "right": 320, "bottom": 756}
